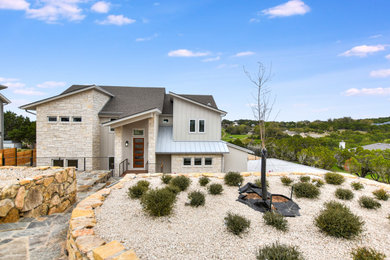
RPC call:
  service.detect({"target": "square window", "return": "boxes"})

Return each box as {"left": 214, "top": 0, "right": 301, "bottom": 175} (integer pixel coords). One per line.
{"left": 60, "top": 116, "right": 69, "bottom": 122}
{"left": 48, "top": 116, "right": 57, "bottom": 122}
{"left": 73, "top": 117, "right": 82, "bottom": 122}
{"left": 205, "top": 158, "right": 212, "bottom": 165}
{"left": 67, "top": 159, "right": 78, "bottom": 168}
{"left": 183, "top": 158, "right": 191, "bottom": 166}
{"left": 189, "top": 120, "right": 196, "bottom": 133}
{"left": 199, "top": 120, "right": 205, "bottom": 133}
{"left": 194, "top": 158, "right": 202, "bottom": 166}
{"left": 53, "top": 159, "right": 64, "bottom": 167}
{"left": 133, "top": 129, "right": 144, "bottom": 136}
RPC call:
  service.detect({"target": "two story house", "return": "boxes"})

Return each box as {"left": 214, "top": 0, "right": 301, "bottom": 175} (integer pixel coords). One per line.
{"left": 20, "top": 85, "right": 252, "bottom": 176}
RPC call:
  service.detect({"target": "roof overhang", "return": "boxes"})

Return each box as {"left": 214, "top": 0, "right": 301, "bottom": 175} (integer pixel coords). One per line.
{"left": 19, "top": 85, "right": 114, "bottom": 110}
{"left": 0, "top": 93, "right": 11, "bottom": 105}
{"left": 225, "top": 141, "right": 254, "bottom": 154}
{"left": 102, "top": 108, "right": 162, "bottom": 128}
{"left": 169, "top": 92, "right": 227, "bottom": 116}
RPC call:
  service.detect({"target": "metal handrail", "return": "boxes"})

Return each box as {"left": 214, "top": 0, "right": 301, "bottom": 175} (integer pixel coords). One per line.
{"left": 119, "top": 158, "right": 128, "bottom": 175}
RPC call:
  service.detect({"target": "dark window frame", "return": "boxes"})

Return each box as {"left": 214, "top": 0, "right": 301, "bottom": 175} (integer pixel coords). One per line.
{"left": 205, "top": 157, "right": 212, "bottom": 166}
{"left": 183, "top": 157, "right": 191, "bottom": 166}
{"left": 194, "top": 158, "right": 202, "bottom": 166}
{"left": 199, "top": 120, "right": 205, "bottom": 133}
{"left": 189, "top": 120, "right": 196, "bottom": 133}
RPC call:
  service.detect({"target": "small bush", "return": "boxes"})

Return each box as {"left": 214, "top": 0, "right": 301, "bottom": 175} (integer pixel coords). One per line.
{"left": 224, "top": 171, "right": 243, "bottom": 186}
{"left": 312, "top": 178, "right": 325, "bottom": 188}
{"left": 224, "top": 212, "right": 250, "bottom": 236}
{"left": 315, "top": 201, "right": 364, "bottom": 239}
{"left": 199, "top": 176, "right": 210, "bottom": 186}
{"left": 256, "top": 242, "right": 304, "bottom": 260}
{"left": 163, "top": 184, "right": 181, "bottom": 195}
{"left": 188, "top": 191, "right": 205, "bottom": 207}
{"left": 293, "top": 182, "right": 320, "bottom": 199}
{"left": 263, "top": 211, "right": 288, "bottom": 232}
{"left": 325, "top": 172, "right": 345, "bottom": 185}
{"left": 141, "top": 188, "right": 176, "bottom": 217}
{"left": 335, "top": 188, "right": 354, "bottom": 200}
{"left": 280, "top": 176, "right": 293, "bottom": 186}
{"left": 351, "top": 247, "right": 386, "bottom": 260}
{"left": 372, "top": 189, "right": 389, "bottom": 201}
{"left": 254, "top": 179, "right": 269, "bottom": 188}
{"left": 300, "top": 176, "right": 311, "bottom": 183}
{"left": 127, "top": 180, "right": 150, "bottom": 199}
{"left": 161, "top": 174, "right": 172, "bottom": 184}
{"left": 208, "top": 183, "right": 223, "bottom": 195}
{"left": 137, "top": 180, "right": 150, "bottom": 188}
{"left": 170, "top": 176, "right": 191, "bottom": 191}
{"left": 351, "top": 182, "right": 364, "bottom": 191}
{"left": 358, "top": 196, "right": 381, "bottom": 209}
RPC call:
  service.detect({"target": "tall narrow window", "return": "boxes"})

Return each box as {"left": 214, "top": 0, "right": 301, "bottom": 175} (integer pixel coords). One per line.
{"left": 199, "top": 120, "right": 205, "bottom": 133}
{"left": 189, "top": 120, "right": 196, "bottom": 133}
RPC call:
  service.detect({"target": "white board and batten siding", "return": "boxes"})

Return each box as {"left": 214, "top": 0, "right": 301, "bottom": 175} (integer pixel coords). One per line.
{"left": 172, "top": 97, "right": 221, "bottom": 141}
{"left": 223, "top": 144, "right": 252, "bottom": 173}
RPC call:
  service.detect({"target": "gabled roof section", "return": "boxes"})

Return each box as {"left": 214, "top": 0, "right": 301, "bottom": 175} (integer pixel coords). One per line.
{"left": 169, "top": 92, "right": 227, "bottom": 115}
{"left": 0, "top": 85, "right": 8, "bottom": 90}
{"left": 19, "top": 85, "right": 114, "bottom": 110}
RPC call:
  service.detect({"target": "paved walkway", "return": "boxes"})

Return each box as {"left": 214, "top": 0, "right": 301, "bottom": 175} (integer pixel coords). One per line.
{"left": 0, "top": 170, "right": 115, "bottom": 260}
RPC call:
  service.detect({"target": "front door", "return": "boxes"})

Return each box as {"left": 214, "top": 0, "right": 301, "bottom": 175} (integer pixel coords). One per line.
{"left": 133, "top": 138, "right": 144, "bottom": 168}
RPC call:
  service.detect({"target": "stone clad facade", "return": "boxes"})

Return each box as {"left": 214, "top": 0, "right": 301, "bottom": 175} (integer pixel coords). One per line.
{"left": 171, "top": 154, "right": 222, "bottom": 173}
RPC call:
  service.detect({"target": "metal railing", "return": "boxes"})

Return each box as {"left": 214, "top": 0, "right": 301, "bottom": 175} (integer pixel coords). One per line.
{"left": 119, "top": 158, "right": 128, "bottom": 176}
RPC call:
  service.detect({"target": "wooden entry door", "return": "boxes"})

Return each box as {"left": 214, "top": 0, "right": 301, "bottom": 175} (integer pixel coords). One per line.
{"left": 133, "top": 138, "right": 144, "bottom": 168}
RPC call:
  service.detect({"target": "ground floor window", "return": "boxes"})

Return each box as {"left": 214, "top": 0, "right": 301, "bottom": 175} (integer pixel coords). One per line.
{"left": 194, "top": 158, "right": 202, "bottom": 166}
{"left": 183, "top": 158, "right": 191, "bottom": 166}
{"left": 52, "top": 159, "right": 64, "bottom": 167}
{"left": 67, "top": 159, "right": 78, "bottom": 169}
{"left": 205, "top": 158, "right": 213, "bottom": 165}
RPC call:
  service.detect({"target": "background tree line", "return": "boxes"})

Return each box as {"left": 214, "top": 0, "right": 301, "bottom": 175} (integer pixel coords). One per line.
{"left": 4, "top": 111, "right": 36, "bottom": 146}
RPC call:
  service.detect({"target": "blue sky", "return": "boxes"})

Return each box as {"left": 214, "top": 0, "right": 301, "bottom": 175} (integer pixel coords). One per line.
{"left": 0, "top": 0, "right": 389, "bottom": 121}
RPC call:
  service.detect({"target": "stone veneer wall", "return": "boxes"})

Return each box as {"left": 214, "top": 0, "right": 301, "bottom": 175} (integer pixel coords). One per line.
{"left": 171, "top": 154, "right": 222, "bottom": 173}
{"left": 0, "top": 167, "right": 77, "bottom": 223}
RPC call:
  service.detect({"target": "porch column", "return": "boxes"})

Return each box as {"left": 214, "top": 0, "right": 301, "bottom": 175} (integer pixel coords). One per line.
{"left": 147, "top": 115, "right": 156, "bottom": 173}
{"left": 114, "top": 126, "right": 124, "bottom": 177}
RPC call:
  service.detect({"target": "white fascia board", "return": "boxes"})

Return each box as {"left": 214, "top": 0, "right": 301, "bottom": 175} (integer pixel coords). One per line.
{"left": 0, "top": 93, "right": 11, "bottom": 104}
{"left": 102, "top": 108, "right": 162, "bottom": 127}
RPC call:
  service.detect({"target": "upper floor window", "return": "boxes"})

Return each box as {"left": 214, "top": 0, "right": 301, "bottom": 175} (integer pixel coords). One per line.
{"left": 199, "top": 120, "right": 205, "bottom": 133}
{"left": 60, "top": 116, "right": 70, "bottom": 122}
{"left": 163, "top": 118, "right": 169, "bottom": 124}
{"left": 73, "top": 117, "right": 82, "bottom": 122}
{"left": 48, "top": 116, "right": 57, "bottom": 122}
{"left": 189, "top": 120, "right": 196, "bottom": 133}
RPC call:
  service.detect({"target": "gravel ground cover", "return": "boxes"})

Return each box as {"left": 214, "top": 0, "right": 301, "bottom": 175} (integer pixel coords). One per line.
{"left": 94, "top": 175, "right": 390, "bottom": 260}
{"left": 0, "top": 167, "right": 61, "bottom": 185}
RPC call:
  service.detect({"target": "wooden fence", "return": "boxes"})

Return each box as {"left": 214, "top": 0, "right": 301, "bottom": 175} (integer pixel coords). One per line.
{"left": 0, "top": 148, "right": 36, "bottom": 166}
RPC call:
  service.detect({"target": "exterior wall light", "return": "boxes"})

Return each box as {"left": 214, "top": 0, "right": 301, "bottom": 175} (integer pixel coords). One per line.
{"left": 125, "top": 141, "right": 129, "bottom": 147}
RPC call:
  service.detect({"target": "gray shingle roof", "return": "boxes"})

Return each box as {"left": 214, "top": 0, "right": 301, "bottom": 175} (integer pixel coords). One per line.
{"left": 179, "top": 94, "right": 218, "bottom": 109}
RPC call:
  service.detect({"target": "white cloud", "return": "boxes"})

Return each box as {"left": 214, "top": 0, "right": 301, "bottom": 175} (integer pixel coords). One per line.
{"left": 233, "top": 51, "right": 255, "bottom": 57}
{"left": 37, "top": 81, "right": 66, "bottom": 88}
{"left": 0, "top": 0, "right": 29, "bottom": 10}
{"left": 14, "top": 88, "right": 46, "bottom": 96}
{"left": 26, "top": 0, "right": 86, "bottom": 23}
{"left": 386, "top": 54, "right": 390, "bottom": 60}
{"left": 340, "top": 44, "right": 387, "bottom": 57}
{"left": 370, "top": 69, "right": 390, "bottom": 78}
{"left": 98, "top": 14, "right": 135, "bottom": 25}
{"left": 262, "top": 0, "right": 310, "bottom": 18}
{"left": 91, "top": 1, "right": 110, "bottom": 13}
{"left": 249, "top": 18, "right": 259, "bottom": 23}
{"left": 344, "top": 87, "right": 390, "bottom": 96}
{"left": 369, "top": 34, "right": 382, "bottom": 39}
{"left": 0, "top": 77, "right": 25, "bottom": 88}
{"left": 168, "top": 49, "right": 209, "bottom": 57}
{"left": 136, "top": 33, "right": 158, "bottom": 42}
{"left": 202, "top": 56, "right": 220, "bottom": 62}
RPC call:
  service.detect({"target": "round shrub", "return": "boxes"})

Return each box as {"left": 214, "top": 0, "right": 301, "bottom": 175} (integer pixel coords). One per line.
{"left": 188, "top": 191, "right": 205, "bottom": 207}
{"left": 312, "top": 178, "right": 325, "bottom": 188}
{"left": 137, "top": 180, "right": 150, "bottom": 188}
{"left": 256, "top": 242, "right": 304, "bottom": 260}
{"left": 315, "top": 201, "right": 364, "bottom": 239}
{"left": 208, "top": 183, "right": 223, "bottom": 195}
{"left": 351, "top": 247, "right": 386, "bottom": 260}
{"left": 280, "top": 176, "right": 293, "bottom": 186}
{"left": 163, "top": 184, "right": 181, "bottom": 195}
{"left": 224, "top": 171, "right": 243, "bottom": 186}
{"left": 335, "top": 188, "right": 354, "bottom": 200}
{"left": 170, "top": 175, "right": 191, "bottom": 191}
{"left": 199, "top": 176, "right": 210, "bottom": 186}
{"left": 161, "top": 174, "right": 172, "bottom": 184}
{"left": 358, "top": 196, "right": 381, "bottom": 209}
{"left": 127, "top": 180, "right": 150, "bottom": 199}
{"left": 255, "top": 179, "right": 269, "bottom": 188}
{"left": 351, "top": 182, "right": 364, "bottom": 191}
{"left": 141, "top": 188, "right": 177, "bottom": 217}
{"left": 372, "top": 189, "right": 389, "bottom": 201}
{"left": 224, "top": 212, "right": 250, "bottom": 236}
{"left": 300, "top": 176, "right": 311, "bottom": 183}
{"left": 263, "top": 211, "right": 288, "bottom": 232}
{"left": 293, "top": 182, "right": 320, "bottom": 199}
{"left": 324, "top": 172, "right": 345, "bottom": 185}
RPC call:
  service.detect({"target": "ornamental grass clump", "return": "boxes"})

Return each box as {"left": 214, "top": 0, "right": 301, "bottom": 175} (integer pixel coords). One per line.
{"left": 255, "top": 179, "right": 269, "bottom": 188}
{"left": 324, "top": 172, "right": 345, "bottom": 185}
{"left": 224, "top": 171, "right": 243, "bottom": 186}
{"left": 315, "top": 201, "right": 364, "bottom": 239}
{"left": 208, "top": 183, "right": 223, "bottom": 195}
{"left": 335, "top": 188, "right": 354, "bottom": 200}
{"left": 351, "top": 247, "right": 386, "bottom": 260}
{"left": 127, "top": 180, "right": 150, "bottom": 199}
{"left": 280, "top": 176, "right": 293, "bottom": 186}
{"left": 199, "top": 176, "right": 210, "bottom": 186}
{"left": 312, "top": 178, "right": 325, "bottom": 188}
{"left": 293, "top": 182, "right": 320, "bottom": 199}
{"left": 299, "top": 176, "right": 311, "bottom": 183}
{"left": 187, "top": 191, "right": 205, "bottom": 207}
{"left": 224, "top": 212, "right": 250, "bottom": 237}
{"left": 263, "top": 211, "right": 288, "bottom": 232}
{"left": 161, "top": 174, "right": 173, "bottom": 184}
{"left": 170, "top": 175, "right": 191, "bottom": 191}
{"left": 358, "top": 196, "right": 381, "bottom": 209}
{"left": 163, "top": 184, "right": 181, "bottom": 195}
{"left": 351, "top": 182, "right": 364, "bottom": 191}
{"left": 372, "top": 189, "right": 389, "bottom": 201}
{"left": 256, "top": 242, "right": 304, "bottom": 260}
{"left": 141, "top": 188, "right": 176, "bottom": 217}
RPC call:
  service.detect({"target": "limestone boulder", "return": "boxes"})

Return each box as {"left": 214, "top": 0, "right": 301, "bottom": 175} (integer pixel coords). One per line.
{"left": 0, "top": 199, "right": 14, "bottom": 217}
{"left": 0, "top": 184, "right": 20, "bottom": 200}
{"left": 15, "top": 186, "right": 26, "bottom": 210}
{"left": 22, "top": 188, "right": 43, "bottom": 212}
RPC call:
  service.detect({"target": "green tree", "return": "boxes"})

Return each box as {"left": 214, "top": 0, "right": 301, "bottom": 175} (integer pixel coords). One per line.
{"left": 4, "top": 111, "right": 36, "bottom": 145}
